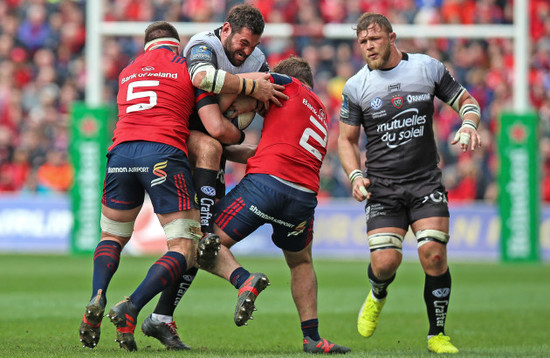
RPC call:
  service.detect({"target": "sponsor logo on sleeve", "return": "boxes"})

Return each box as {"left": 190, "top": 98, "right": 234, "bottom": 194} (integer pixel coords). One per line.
{"left": 190, "top": 45, "right": 213, "bottom": 61}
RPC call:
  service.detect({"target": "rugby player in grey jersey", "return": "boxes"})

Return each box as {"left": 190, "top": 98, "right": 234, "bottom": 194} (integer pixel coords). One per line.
{"left": 140, "top": 5, "right": 288, "bottom": 350}
{"left": 338, "top": 13, "right": 481, "bottom": 354}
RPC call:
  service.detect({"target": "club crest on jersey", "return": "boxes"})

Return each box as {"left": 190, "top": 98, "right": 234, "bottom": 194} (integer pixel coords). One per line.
{"left": 142, "top": 66, "right": 155, "bottom": 71}
{"left": 391, "top": 96, "right": 403, "bottom": 109}
{"left": 370, "top": 97, "right": 383, "bottom": 110}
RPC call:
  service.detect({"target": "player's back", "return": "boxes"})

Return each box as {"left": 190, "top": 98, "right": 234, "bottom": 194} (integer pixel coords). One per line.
{"left": 112, "top": 47, "right": 195, "bottom": 154}
{"left": 246, "top": 75, "right": 328, "bottom": 193}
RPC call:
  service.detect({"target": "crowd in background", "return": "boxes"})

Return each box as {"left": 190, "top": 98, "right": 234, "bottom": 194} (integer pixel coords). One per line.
{"left": 0, "top": 0, "right": 549, "bottom": 203}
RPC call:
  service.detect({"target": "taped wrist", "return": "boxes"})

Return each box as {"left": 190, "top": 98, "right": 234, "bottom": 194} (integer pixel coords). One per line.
{"left": 348, "top": 169, "right": 363, "bottom": 184}
{"left": 239, "top": 78, "right": 258, "bottom": 96}
{"left": 459, "top": 103, "right": 481, "bottom": 130}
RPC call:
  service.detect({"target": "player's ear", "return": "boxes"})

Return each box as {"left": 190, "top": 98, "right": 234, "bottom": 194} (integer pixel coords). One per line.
{"left": 221, "top": 22, "right": 232, "bottom": 36}
{"left": 389, "top": 31, "right": 396, "bottom": 44}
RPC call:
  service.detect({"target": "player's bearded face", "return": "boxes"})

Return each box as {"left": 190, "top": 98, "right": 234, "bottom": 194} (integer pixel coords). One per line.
{"left": 358, "top": 26, "right": 392, "bottom": 70}
{"left": 366, "top": 39, "right": 391, "bottom": 70}
{"left": 223, "top": 28, "right": 260, "bottom": 66}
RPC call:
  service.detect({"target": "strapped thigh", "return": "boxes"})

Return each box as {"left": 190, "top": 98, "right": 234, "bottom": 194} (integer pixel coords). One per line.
{"left": 367, "top": 232, "right": 404, "bottom": 253}
{"left": 416, "top": 229, "right": 450, "bottom": 248}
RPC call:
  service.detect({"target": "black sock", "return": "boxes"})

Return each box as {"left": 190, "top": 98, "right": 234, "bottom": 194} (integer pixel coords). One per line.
{"left": 130, "top": 251, "right": 187, "bottom": 311}
{"left": 153, "top": 267, "right": 198, "bottom": 316}
{"left": 229, "top": 267, "right": 250, "bottom": 289}
{"left": 193, "top": 167, "right": 218, "bottom": 233}
{"left": 91, "top": 240, "right": 121, "bottom": 301}
{"left": 424, "top": 268, "right": 451, "bottom": 336}
{"left": 368, "top": 263, "right": 395, "bottom": 299}
{"left": 301, "top": 318, "right": 320, "bottom": 341}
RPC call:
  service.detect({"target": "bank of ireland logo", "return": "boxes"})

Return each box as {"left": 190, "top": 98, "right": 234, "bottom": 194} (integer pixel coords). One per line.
{"left": 151, "top": 160, "right": 168, "bottom": 187}
{"left": 391, "top": 96, "right": 403, "bottom": 109}
{"left": 370, "top": 97, "right": 382, "bottom": 110}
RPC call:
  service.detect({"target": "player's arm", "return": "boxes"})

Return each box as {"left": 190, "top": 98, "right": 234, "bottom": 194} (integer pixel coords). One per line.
{"left": 195, "top": 90, "right": 244, "bottom": 145}
{"left": 337, "top": 121, "right": 370, "bottom": 202}
{"left": 186, "top": 44, "right": 287, "bottom": 106}
{"left": 447, "top": 88, "right": 482, "bottom": 152}
{"left": 223, "top": 144, "right": 257, "bottom": 164}
{"left": 217, "top": 72, "right": 276, "bottom": 115}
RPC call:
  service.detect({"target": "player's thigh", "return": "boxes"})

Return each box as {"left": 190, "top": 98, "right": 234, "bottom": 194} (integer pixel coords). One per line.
{"left": 102, "top": 144, "right": 146, "bottom": 211}
{"left": 213, "top": 175, "right": 265, "bottom": 241}
{"left": 283, "top": 241, "right": 313, "bottom": 268}
{"left": 364, "top": 176, "right": 410, "bottom": 232}
{"left": 187, "top": 130, "right": 222, "bottom": 169}
{"left": 408, "top": 170, "right": 450, "bottom": 222}
{"left": 136, "top": 143, "right": 197, "bottom": 215}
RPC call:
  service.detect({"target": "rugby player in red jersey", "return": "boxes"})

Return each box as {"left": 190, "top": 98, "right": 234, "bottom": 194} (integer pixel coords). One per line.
{"left": 78, "top": 20, "right": 280, "bottom": 352}
{"left": 200, "top": 57, "right": 351, "bottom": 354}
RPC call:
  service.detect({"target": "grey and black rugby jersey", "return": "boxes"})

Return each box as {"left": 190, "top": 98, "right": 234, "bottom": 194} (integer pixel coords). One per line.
{"left": 340, "top": 52, "right": 463, "bottom": 180}
{"left": 183, "top": 28, "right": 269, "bottom": 74}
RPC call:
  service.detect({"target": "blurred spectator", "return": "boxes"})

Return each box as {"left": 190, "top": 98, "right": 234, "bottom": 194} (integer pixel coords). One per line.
{"left": 36, "top": 148, "right": 72, "bottom": 192}
{"left": 0, "top": 0, "right": 547, "bottom": 204}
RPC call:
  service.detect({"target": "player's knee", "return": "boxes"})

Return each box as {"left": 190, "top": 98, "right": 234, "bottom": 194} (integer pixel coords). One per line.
{"left": 163, "top": 218, "right": 202, "bottom": 242}
{"left": 368, "top": 232, "right": 404, "bottom": 253}
{"left": 197, "top": 136, "right": 223, "bottom": 158}
{"left": 100, "top": 213, "right": 135, "bottom": 238}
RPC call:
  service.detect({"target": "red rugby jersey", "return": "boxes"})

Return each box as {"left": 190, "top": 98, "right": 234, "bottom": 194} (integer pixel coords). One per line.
{"left": 111, "top": 47, "right": 195, "bottom": 155}
{"left": 246, "top": 77, "right": 328, "bottom": 193}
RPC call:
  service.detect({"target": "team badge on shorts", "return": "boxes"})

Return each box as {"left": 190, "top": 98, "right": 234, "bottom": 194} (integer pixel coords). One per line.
{"left": 287, "top": 220, "right": 307, "bottom": 237}
{"left": 151, "top": 160, "right": 168, "bottom": 187}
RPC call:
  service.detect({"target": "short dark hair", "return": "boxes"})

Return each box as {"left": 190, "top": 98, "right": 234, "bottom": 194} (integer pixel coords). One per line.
{"left": 225, "top": 4, "right": 265, "bottom": 36}
{"left": 144, "top": 21, "right": 180, "bottom": 44}
{"left": 272, "top": 56, "right": 314, "bottom": 89}
{"left": 353, "top": 13, "right": 393, "bottom": 36}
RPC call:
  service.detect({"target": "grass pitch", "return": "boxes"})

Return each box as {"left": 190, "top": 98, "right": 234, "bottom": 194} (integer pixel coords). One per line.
{"left": 0, "top": 254, "right": 548, "bottom": 357}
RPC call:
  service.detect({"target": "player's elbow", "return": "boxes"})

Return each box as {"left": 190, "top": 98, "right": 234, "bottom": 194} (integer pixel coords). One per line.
{"left": 191, "top": 71, "right": 206, "bottom": 89}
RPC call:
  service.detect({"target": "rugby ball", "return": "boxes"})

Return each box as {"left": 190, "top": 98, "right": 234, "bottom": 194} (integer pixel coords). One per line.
{"left": 224, "top": 110, "right": 255, "bottom": 130}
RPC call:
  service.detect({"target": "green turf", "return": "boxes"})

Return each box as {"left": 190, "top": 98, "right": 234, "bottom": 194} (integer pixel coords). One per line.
{"left": 0, "top": 254, "right": 548, "bottom": 357}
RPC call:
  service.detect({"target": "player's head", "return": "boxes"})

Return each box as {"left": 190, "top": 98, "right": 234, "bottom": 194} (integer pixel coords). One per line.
{"left": 144, "top": 21, "right": 180, "bottom": 53}
{"left": 221, "top": 4, "right": 264, "bottom": 66}
{"left": 273, "top": 56, "right": 314, "bottom": 89}
{"left": 353, "top": 13, "right": 397, "bottom": 70}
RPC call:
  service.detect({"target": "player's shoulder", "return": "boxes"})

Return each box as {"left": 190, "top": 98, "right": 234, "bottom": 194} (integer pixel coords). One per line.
{"left": 243, "top": 47, "right": 267, "bottom": 69}
{"left": 407, "top": 53, "right": 443, "bottom": 68}
{"left": 343, "top": 64, "right": 369, "bottom": 95}
{"left": 183, "top": 30, "right": 219, "bottom": 55}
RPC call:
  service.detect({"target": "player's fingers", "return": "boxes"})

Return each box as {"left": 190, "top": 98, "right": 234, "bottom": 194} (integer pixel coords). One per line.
{"left": 270, "top": 96, "right": 283, "bottom": 107}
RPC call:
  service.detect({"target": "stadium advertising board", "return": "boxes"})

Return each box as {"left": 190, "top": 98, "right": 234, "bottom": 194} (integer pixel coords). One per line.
{"left": 69, "top": 103, "right": 111, "bottom": 254}
{"left": 498, "top": 112, "right": 540, "bottom": 262}
{"left": 0, "top": 197, "right": 548, "bottom": 261}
